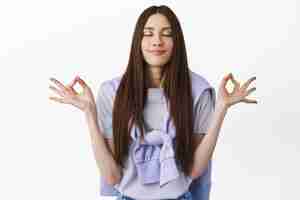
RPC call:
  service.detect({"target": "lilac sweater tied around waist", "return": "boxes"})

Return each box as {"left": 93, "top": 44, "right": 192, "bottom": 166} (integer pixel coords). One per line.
{"left": 130, "top": 101, "right": 180, "bottom": 187}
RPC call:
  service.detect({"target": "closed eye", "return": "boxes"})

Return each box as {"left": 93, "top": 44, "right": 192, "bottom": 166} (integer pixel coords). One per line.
{"left": 142, "top": 33, "right": 172, "bottom": 37}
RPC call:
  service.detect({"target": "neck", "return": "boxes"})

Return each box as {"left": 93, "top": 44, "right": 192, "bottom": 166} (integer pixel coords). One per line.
{"left": 147, "top": 65, "right": 163, "bottom": 88}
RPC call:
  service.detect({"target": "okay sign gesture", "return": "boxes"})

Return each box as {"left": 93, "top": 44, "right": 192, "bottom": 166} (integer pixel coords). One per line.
{"left": 49, "top": 75, "right": 96, "bottom": 112}
{"left": 218, "top": 73, "right": 257, "bottom": 109}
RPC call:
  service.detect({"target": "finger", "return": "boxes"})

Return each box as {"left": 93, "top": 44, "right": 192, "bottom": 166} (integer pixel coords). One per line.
{"left": 49, "top": 77, "right": 68, "bottom": 94}
{"left": 229, "top": 73, "right": 240, "bottom": 87}
{"left": 48, "top": 96, "right": 68, "bottom": 104}
{"left": 49, "top": 85, "right": 65, "bottom": 97}
{"left": 246, "top": 87, "right": 256, "bottom": 96}
{"left": 242, "top": 76, "right": 256, "bottom": 90}
{"left": 220, "top": 73, "right": 232, "bottom": 89}
{"left": 76, "top": 76, "right": 88, "bottom": 89}
{"left": 68, "top": 76, "right": 78, "bottom": 88}
{"left": 65, "top": 86, "right": 78, "bottom": 95}
{"left": 66, "top": 77, "right": 79, "bottom": 95}
{"left": 242, "top": 98, "right": 258, "bottom": 104}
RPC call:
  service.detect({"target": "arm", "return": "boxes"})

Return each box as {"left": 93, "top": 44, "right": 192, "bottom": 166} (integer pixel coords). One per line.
{"left": 189, "top": 102, "right": 228, "bottom": 179}
{"left": 85, "top": 108, "right": 122, "bottom": 186}
{"left": 189, "top": 73, "right": 257, "bottom": 179}
{"left": 48, "top": 76, "right": 121, "bottom": 186}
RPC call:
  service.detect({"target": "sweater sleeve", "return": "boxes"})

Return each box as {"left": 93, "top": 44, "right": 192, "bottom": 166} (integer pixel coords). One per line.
{"left": 95, "top": 81, "right": 114, "bottom": 139}
{"left": 193, "top": 88, "right": 216, "bottom": 135}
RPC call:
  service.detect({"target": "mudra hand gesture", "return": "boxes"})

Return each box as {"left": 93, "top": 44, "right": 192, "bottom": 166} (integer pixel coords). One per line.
{"left": 218, "top": 73, "right": 257, "bottom": 109}
{"left": 48, "top": 76, "right": 96, "bottom": 113}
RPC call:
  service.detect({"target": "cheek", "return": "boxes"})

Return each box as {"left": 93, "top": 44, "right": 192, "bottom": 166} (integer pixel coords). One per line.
{"left": 141, "top": 38, "right": 150, "bottom": 51}
{"left": 165, "top": 40, "right": 174, "bottom": 54}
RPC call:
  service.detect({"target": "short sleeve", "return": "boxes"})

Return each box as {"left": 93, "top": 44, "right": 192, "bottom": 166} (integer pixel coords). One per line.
{"left": 193, "top": 88, "right": 216, "bottom": 135}
{"left": 96, "top": 82, "right": 114, "bottom": 139}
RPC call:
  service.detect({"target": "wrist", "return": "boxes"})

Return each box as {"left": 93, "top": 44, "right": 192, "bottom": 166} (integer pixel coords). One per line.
{"left": 215, "top": 100, "right": 229, "bottom": 113}
{"left": 84, "top": 103, "right": 97, "bottom": 118}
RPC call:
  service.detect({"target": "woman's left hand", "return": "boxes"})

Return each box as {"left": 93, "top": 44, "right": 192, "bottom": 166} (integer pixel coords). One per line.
{"left": 217, "top": 73, "right": 257, "bottom": 109}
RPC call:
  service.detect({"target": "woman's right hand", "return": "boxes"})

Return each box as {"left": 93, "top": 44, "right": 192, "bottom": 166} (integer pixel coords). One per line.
{"left": 49, "top": 75, "right": 96, "bottom": 113}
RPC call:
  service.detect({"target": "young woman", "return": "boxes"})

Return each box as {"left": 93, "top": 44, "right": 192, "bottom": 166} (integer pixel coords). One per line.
{"left": 49, "top": 5, "right": 257, "bottom": 200}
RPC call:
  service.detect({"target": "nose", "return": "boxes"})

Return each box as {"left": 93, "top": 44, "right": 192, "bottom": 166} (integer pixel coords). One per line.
{"left": 152, "top": 35, "right": 163, "bottom": 47}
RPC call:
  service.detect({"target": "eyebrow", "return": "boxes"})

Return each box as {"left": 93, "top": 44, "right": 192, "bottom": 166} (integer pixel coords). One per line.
{"left": 143, "top": 27, "right": 172, "bottom": 30}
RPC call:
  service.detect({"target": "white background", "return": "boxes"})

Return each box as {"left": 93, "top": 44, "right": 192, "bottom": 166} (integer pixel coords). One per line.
{"left": 0, "top": 0, "right": 298, "bottom": 199}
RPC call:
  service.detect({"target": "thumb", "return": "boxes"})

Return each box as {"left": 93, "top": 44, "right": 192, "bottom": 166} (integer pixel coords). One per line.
{"left": 75, "top": 75, "right": 88, "bottom": 89}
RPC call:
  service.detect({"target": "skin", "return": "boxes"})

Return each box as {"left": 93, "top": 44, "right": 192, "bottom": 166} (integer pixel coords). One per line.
{"left": 48, "top": 13, "right": 257, "bottom": 184}
{"left": 141, "top": 13, "right": 173, "bottom": 88}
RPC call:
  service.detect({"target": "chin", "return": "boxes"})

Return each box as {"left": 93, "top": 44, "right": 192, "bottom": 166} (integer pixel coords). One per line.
{"left": 146, "top": 59, "right": 169, "bottom": 67}
{"left": 148, "top": 63, "right": 165, "bottom": 68}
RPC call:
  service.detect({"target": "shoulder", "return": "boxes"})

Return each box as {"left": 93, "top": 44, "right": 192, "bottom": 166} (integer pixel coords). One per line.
{"left": 189, "top": 70, "right": 212, "bottom": 88}
{"left": 189, "top": 70, "right": 215, "bottom": 101}
{"left": 98, "top": 75, "right": 123, "bottom": 95}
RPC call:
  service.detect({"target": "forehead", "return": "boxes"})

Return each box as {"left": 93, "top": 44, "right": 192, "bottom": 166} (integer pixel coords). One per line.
{"left": 144, "top": 13, "right": 171, "bottom": 29}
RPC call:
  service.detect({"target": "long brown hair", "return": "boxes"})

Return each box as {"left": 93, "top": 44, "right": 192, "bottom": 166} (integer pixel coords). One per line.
{"left": 112, "top": 5, "right": 195, "bottom": 177}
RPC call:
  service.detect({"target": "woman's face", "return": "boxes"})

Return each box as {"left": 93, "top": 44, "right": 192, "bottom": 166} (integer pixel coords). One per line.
{"left": 141, "top": 13, "right": 174, "bottom": 68}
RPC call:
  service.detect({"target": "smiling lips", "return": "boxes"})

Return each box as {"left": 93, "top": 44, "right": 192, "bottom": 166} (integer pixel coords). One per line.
{"left": 148, "top": 50, "right": 167, "bottom": 56}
